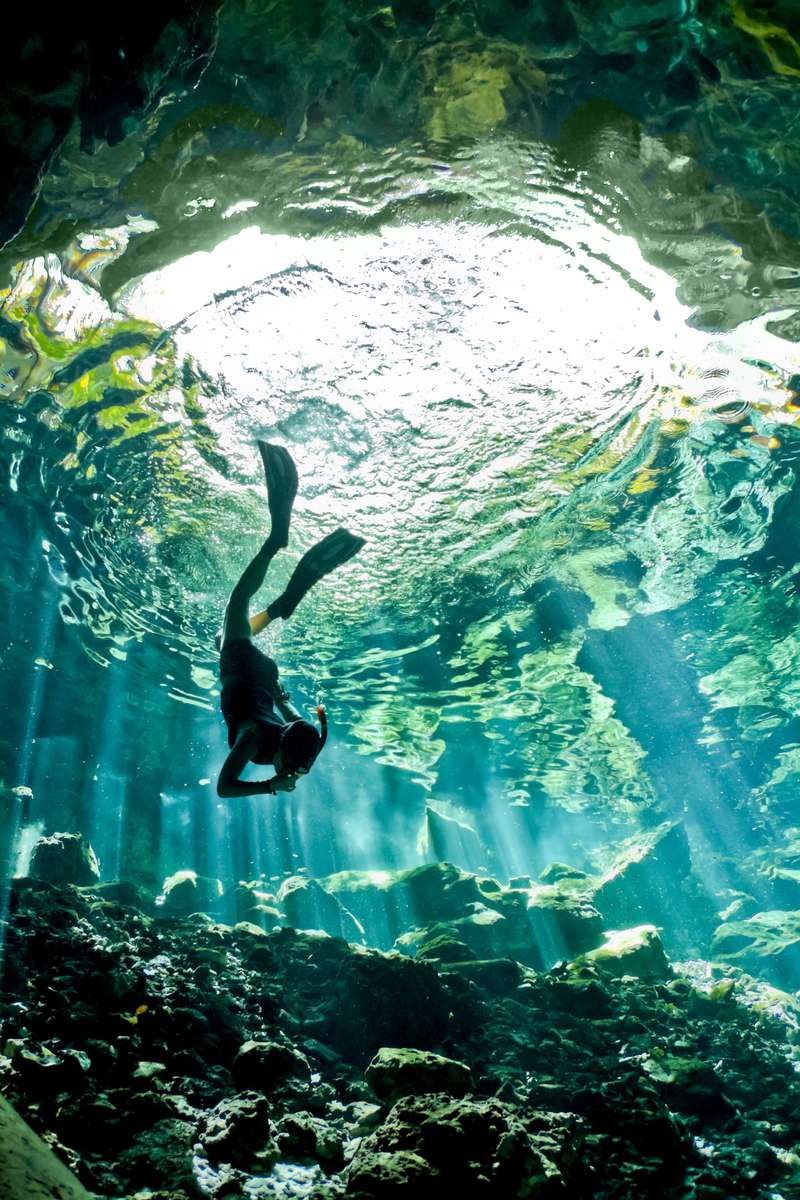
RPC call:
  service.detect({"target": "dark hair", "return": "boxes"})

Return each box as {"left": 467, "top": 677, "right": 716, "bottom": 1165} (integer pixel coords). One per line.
{"left": 281, "top": 720, "right": 323, "bottom": 771}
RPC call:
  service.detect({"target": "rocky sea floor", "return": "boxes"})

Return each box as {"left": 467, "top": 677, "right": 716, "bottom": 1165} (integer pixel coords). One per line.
{"left": 1, "top": 837, "right": 800, "bottom": 1198}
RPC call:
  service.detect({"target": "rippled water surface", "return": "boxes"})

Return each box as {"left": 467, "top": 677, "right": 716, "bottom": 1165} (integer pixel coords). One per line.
{"left": 3, "top": 123, "right": 800, "bottom": 892}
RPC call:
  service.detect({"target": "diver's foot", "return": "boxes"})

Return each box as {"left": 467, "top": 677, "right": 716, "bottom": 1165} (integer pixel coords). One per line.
{"left": 295, "top": 528, "right": 366, "bottom": 584}
{"left": 267, "top": 528, "right": 366, "bottom": 621}
{"left": 257, "top": 441, "right": 298, "bottom": 548}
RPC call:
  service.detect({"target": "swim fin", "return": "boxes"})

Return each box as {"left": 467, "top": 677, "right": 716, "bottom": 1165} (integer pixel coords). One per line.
{"left": 267, "top": 528, "right": 366, "bottom": 621}
{"left": 257, "top": 441, "right": 298, "bottom": 548}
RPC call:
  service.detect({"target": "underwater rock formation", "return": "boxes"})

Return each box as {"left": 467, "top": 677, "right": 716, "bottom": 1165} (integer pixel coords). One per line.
{"left": 0, "top": 1094, "right": 91, "bottom": 1200}
{"left": 2, "top": 874, "right": 800, "bottom": 1197}
{"left": 364, "top": 1047, "right": 474, "bottom": 1105}
{"left": 29, "top": 832, "right": 100, "bottom": 888}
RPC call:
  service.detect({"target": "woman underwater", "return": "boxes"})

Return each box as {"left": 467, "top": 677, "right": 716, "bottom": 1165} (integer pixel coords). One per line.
{"left": 216, "top": 443, "right": 364, "bottom": 798}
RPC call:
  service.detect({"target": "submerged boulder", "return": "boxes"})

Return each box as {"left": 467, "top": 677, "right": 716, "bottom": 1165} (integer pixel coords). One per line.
{"left": 28, "top": 832, "right": 100, "bottom": 886}
{"left": 525, "top": 887, "right": 604, "bottom": 963}
{"left": 419, "top": 805, "right": 493, "bottom": 872}
{"left": 333, "top": 954, "right": 454, "bottom": 1066}
{"left": 592, "top": 821, "right": 692, "bottom": 924}
{"left": 275, "top": 1111, "right": 344, "bottom": 1171}
{"left": 278, "top": 876, "right": 364, "bottom": 942}
{"left": 159, "top": 870, "right": 224, "bottom": 916}
{"left": 200, "top": 1092, "right": 275, "bottom": 1168}
{"left": 576, "top": 925, "right": 671, "bottom": 981}
{"left": 641, "top": 1055, "right": 736, "bottom": 1122}
{"left": 319, "top": 860, "right": 603, "bottom": 968}
{"left": 395, "top": 886, "right": 603, "bottom": 969}
{"left": 115, "top": 1119, "right": 198, "bottom": 1195}
{"left": 231, "top": 1040, "right": 311, "bottom": 1092}
{"left": 319, "top": 862, "right": 492, "bottom": 940}
{"left": 0, "top": 1094, "right": 91, "bottom": 1200}
{"left": 366, "top": 1048, "right": 474, "bottom": 1105}
{"left": 346, "top": 1095, "right": 581, "bottom": 1198}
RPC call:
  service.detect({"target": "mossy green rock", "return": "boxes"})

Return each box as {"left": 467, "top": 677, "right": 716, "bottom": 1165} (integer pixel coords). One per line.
{"left": 576, "top": 924, "right": 671, "bottom": 980}
{"left": 159, "top": 870, "right": 224, "bottom": 916}
{"left": 322, "top": 861, "right": 603, "bottom": 968}
{"left": 0, "top": 1095, "right": 91, "bottom": 1200}
{"left": 278, "top": 875, "right": 365, "bottom": 942}
{"left": 347, "top": 1096, "right": 580, "bottom": 1197}
{"left": 366, "top": 1047, "right": 473, "bottom": 1104}
{"left": 231, "top": 1040, "right": 311, "bottom": 1092}
{"left": 29, "top": 832, "right": 100, "bottom": 887}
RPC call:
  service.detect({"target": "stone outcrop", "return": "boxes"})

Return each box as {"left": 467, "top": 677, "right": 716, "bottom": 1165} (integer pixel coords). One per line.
{"left": 159, "top": 869, "right": 224, "bottom": 916}
{"left": 278, "top": 876, "right": 364, "bottom": 942}
{"left": 577, "top": 924, "right": 672, "bottom": 981}
{"left": 1, "top": 874, "right": 799, "bottom": 1198}
{"left": 365, "top": 1048, "right": 474, "bottom": 1105}
{"left": 318, "top": 862, "right": 604, "bottom": 969}
{"left": 346, "top": 1096, "right": 584, "bottom": 1198}
{"left": 0, "top": 1095, "right": 91, "bottom": 1200}
{"left": 28, "top": 832, "right": 100, "bottom": 887}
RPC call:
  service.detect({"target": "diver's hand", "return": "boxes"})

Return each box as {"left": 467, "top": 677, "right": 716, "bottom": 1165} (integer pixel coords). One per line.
{"left": 270, "top": 774, "right": 298, "bottom": 793}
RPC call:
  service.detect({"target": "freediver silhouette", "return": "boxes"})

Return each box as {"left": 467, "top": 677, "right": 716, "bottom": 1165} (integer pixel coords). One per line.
{"left": 216, "top": 443, "right": 364, "bottom": 798}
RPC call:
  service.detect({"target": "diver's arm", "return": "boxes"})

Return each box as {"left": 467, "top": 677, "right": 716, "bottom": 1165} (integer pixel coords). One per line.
{"left": 274, "top": 692, "right": 303, "bottom": 723}
{"left": 217, "top": 723, "right": 295, "bottom": 798}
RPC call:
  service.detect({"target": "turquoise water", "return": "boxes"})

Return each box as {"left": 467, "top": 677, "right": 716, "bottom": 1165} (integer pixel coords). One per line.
{"left": 2, "top": 0, "right": 800, "bottom": 978}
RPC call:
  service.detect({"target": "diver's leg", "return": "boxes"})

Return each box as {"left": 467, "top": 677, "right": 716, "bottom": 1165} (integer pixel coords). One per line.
{"left": 266, "top": 528, "right": 365, "bottom": 622}
{"left": 221, "top": 536, "right": 283, "bottom": 646}
{"left": 219, "top": 443, "right": 299, "bottom": 647}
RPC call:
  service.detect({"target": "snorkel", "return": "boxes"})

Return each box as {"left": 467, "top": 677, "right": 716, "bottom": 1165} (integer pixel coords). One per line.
{"left": 316, "top": 704, "right": 328, "bottom": 751}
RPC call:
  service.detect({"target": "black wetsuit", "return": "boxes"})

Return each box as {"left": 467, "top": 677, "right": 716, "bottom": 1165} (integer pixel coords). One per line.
{"left": 219, "top": 639, "right": 287, "bottom": 764}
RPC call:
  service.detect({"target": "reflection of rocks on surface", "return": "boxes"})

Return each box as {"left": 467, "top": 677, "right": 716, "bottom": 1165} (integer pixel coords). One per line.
{"left": 1, "top": 873, "right": 800, "bottom": 1197}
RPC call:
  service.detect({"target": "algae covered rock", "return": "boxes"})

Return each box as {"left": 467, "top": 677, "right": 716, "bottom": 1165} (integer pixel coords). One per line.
{"left": 577, "top": 924, "right": 671, "bottom": 980}
{"left": 278, "top": 875, "right": 364, "bottom": 942}
{"left": 641, "top": 1054, "right": 736, "bottom": 1121}
{"left": 365, "top": 1047, "right": 473, "bottom": 1104}
{"left": 320, "top": 948, "right": 454, "bottom": 1066}
{"left": 439, "top": 957, "right": 524, "bottom": 994}
{"left": 328, "top": 859, "right": 603, "bottom": 969}
{"left": 418, "top": 34, "right": 547, "bottom": 142}
{"left": 200, "top": 1092, "right": 275, "bottom": 1168}
{"left": 29, "top": 832, "right": 100, "bottom": 886}
{"left": 115, "top": 1118, "right": 197, "bottom": 1195}
{"left": 0, "top": 1094, "right": 92, "bottom": 1200}
{"left": 525, "top": 887, "right": 604, "bottom": 962}
{"left": 320, "top": 861, "right": 490, "bottom": 934}
{"left": 347, "top": 1095, "right": 580, "bottom": 1197}
{"left": 231, "top": 1040, "right": 311, "bottom": 1092}
{"left": 396, "top": 886, "right": 603, "bottom": 969}
{"left": 275, "top": 1111, "right": 344, "bottom": 1170}
{"left": 346, "top": 1148, "right": 433, "bottom": 1197}
{"left": 159, "top": 870, "right": 224, "bottom": 916}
